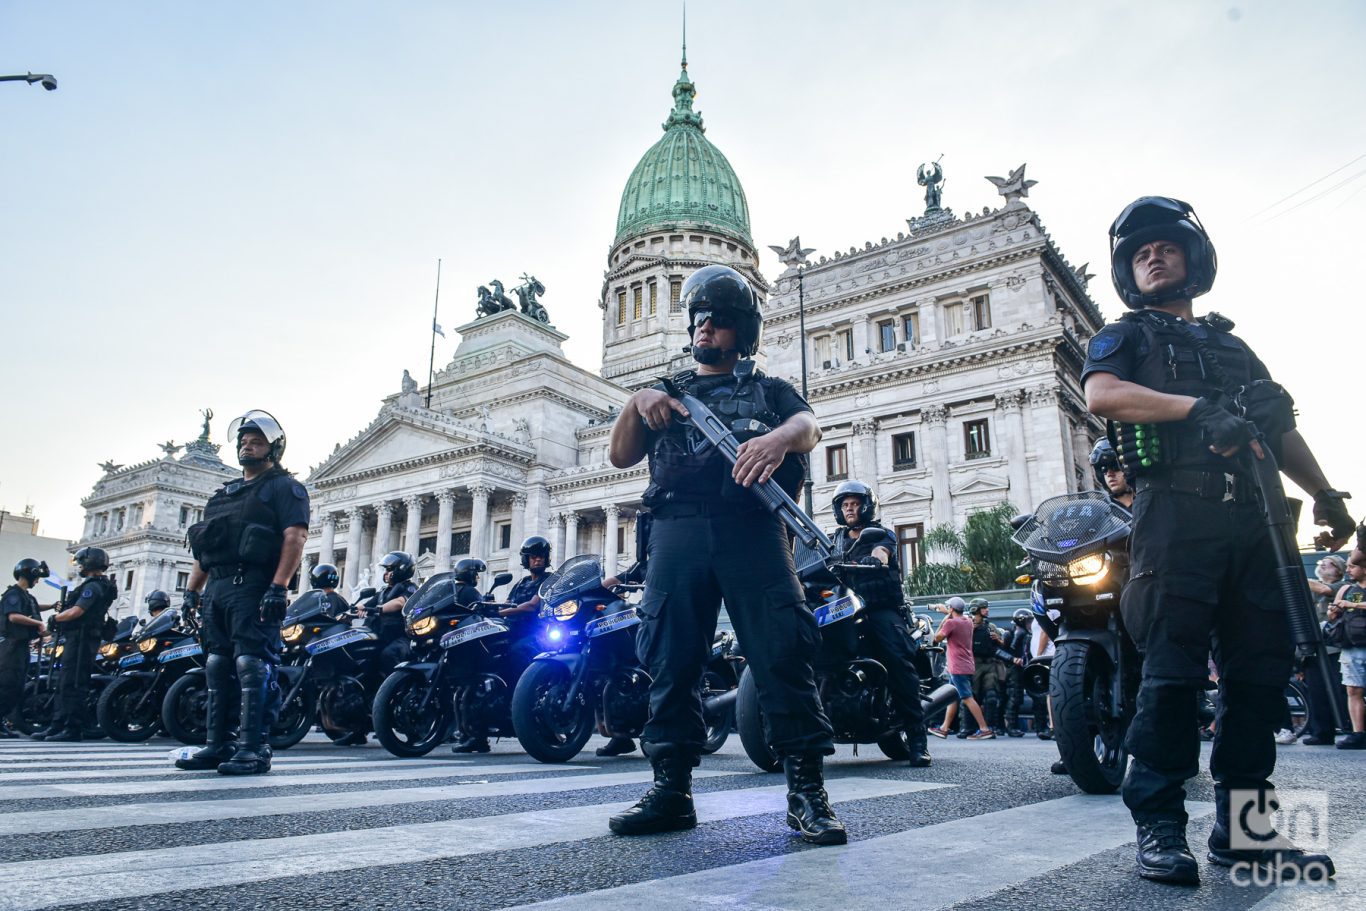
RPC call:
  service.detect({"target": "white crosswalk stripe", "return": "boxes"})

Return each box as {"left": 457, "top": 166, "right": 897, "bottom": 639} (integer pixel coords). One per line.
{"left": 0, "top": 758, "right": 463, "bottom": 781}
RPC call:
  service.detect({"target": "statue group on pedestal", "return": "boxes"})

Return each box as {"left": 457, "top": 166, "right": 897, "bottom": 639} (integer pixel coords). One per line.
{"left": 475, "top": 273, "right": 550, "bottom": 323}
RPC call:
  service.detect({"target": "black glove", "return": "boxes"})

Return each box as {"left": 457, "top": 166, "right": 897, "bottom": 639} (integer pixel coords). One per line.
{"left": 857, "top": 556, "right": 883, "bottom": 567}
{"left": 1312, "top": 489, "right": 1355, "bottom": 541}
{"left": 259, "top": 584, "right": 289, "bottom": 624}
{"left": 182, "top": 591, "right": 200, "bottom": 613}
{"left": 1188, "top": 396, "right": 1253, "bottom": 452}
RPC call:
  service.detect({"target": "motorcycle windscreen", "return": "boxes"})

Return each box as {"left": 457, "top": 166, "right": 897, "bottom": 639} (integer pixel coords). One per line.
{"left": 539, "top": 554, "right": 604, "bottom": 604}
{"left": 1011, "top": 491, "right": 1131, "bottom": 564}
{"left": 284, "top": 590, "right": 330, "bottom": 625}
{"left": 403, "top": 572, "right": 456, "bottom": 621}
{"left": 793, "top": 538, "right": 829, "bottom": 581}
{"left": 139, "top": 609, "right": 180, "bottom": 639}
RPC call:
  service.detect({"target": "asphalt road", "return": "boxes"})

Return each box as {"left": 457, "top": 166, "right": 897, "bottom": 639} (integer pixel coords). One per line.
{"left": 0, "top": 731, "right": 1362, "bottom": 910}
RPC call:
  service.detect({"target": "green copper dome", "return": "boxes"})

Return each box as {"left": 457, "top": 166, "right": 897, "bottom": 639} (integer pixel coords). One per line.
{"left": 614, "top": 61, "right": 752, "bottom": 248}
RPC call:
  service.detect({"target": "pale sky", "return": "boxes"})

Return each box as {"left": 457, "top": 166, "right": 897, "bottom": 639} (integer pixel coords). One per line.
{"left": 3, "top": 0, "right": 1364, "bottom": 542}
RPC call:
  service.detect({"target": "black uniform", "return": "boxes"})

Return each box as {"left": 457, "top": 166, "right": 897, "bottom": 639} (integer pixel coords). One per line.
{"left": 831, "top": 522, "right": 926, "bottom": 743}
{"left": 505, "top": 573, "right": 546, "bottom": 668}
{"left": 996, "top": 625, "right": 1031, "bottom": 733}
{"left": 1083, "top": 309, "right": 1291, "bottom": 826}
{"left": 374, "top": 580, "right": 418, "bottom": 676}
{"left": 54, "top": 576, "right": 117, "bottom": 730}
{"left": 636, "top": 366, "right": 833, "bottom": 758}
{"left": 0, "top": 585, "right": 41, "bottom": 723}
{"left": 968, "top": 620, "right": 1005, "bottom": 732}
{"left": 189, "top": 467, "right": 309, "bottom": 761}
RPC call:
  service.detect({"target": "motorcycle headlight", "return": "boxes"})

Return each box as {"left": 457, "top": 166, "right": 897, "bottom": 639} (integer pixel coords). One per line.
{"left": 410, "top": 615, "right": 438, "bottom": 637}
{"left": 99, "top": 643, "right": 119, "bottom": 659}
{"left": 1067, "top": 554, "right": 1109, "bottom": 586}
{"left": 550, "top": 600, "right": 578, "bottom": 621}
{"left": 138, "top": 637, "right": 158, "bottom": 654}
{"left": 281, "top": 624, "right": 304, "bottom": 644}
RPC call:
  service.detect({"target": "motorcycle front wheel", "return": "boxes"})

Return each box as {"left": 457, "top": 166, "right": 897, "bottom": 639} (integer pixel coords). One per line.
{"left": 1051, "top": 640, "right": 1128, "bottom": 795}
{"left": 97, "top": 674, "right": 162, "bottom": 742}
{"left": 269, "top": 682, "right": 316, "bottom": 750}
{"left": 161, "top": 673, "right": 208, "bottom": 745}
{"left": 373, "top": 671, "right": 452, "bottom": 757}
{"left": 700, "top": 668, "right": 733, "bottom": 755}
{"left": 735, "top": 667, "right": 781, "bottom": 772}
{"left": 511, "top": 660, "right": 594, "bottom": 763}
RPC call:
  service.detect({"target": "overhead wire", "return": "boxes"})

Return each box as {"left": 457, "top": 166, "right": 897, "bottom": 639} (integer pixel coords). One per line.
{"left": 1247, "top": 152, "right": 1366, "bottom": 220}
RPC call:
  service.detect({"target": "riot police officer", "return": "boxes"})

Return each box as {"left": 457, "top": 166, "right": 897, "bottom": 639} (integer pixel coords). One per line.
{"left": 373, "top": 550, "right": 418, "bottom": 674}
{"left": 141, "top": 590, "right": 171, "bottom": 626}
{"left": 1090, "top": 438, "right": 1134, "bottom": 509}
{"left": 35, "top": 547, "right": 117, "bottom": 741}
{"left": 606, "top": 264, "right": 844, "bottom": 846}
{"left": 1083, "top": 197, "right": 1355, "bottom": 885}
{"left": 176, "top": 410, "right": 309, "bottom": 775}
{"left": 309, "top": 563, "right": 351, "bottom": 620}
{"left": 996, "top": 608, "right": 1033, "bottom": 737}
{"left": 829, "top": 480, "right": 931, "bottom": 766}
{"left": 1, "top": 559, "right": 49, "bottom": 737}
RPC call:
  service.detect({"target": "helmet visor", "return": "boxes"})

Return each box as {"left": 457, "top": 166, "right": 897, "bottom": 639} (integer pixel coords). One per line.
{"left": 227, "top": 410, "right": 285, "bottom": 444}
{"left": 1109, "top": 196, "right": 1196, "bottom": 240}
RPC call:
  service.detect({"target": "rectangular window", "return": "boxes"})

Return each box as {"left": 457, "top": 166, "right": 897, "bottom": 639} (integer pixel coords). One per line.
{"left": 826, "top": 444, "right": 848, "bottom": 482}
{"left": 125, "top": 570, "right": 134, "bottom": 591}
{"left": 633, "top": 286, "right": 643, "bottom": 320}
{"left": 451, "top": 530, "right": 471, "bottom": 556}
{"left": 616, "top": 290, "right": 626, "bottom": 326}
{"left": 878, "top": 319, "right": 896, "bottom": 353}
{"left": 896, "top": 523, "right": 924, "bottom": 573}
{"left": 175, "top": 571, "right": 189, "bottom": 592}
{"left": 616, "top": 526, "right": 626, "bottom": 555}
{"left": 965, "top": 419, "right": 991, "bottom": 459}
{"left": 814, "top": 335, "right": 832, "bottom": 366}
{"left": 497, "top": 523, "right": 511, "bottom": 550}
{"left": 670, "top": 280, "right": 683, "bottom": 313}
{"left": 648, "top": 282, "right": 657, "bottom": 316}
{"left": 892, "top": 432, "right": 917, "bottom": 470}
{"left": 418, "top": 535, "right": 436, "bottom": 556}
{"left": 836, "top": 329, "right": 854, "bottom": 361}
{"left": 970, "top": 293, "right": 992, "bottom": 330}
{"left": 902, "top": 312, "right": 920, "bottom": 348}
{"left": 944, "top": 301, "right": 965, "bottom": 337}
{"left": 179, "top": 505, "right": 190, "bottom": 527}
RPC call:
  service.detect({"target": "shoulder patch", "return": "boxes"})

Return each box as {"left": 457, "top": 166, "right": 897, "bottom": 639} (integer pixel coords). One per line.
{"left": 1087, "top": 329, "right": 1125, "bottom": 361}
{"left": 289, "top": 480, "right": 308, "bottom": 500}
{"left": 80, "top": 587, "right": 96, "bottom": 600}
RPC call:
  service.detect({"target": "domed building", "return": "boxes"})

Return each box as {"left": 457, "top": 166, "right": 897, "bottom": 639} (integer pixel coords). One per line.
{"left": 600, "top": 52, "right": 766, "bottom": 391}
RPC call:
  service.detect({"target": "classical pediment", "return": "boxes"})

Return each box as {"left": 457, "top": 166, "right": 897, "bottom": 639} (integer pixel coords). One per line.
{"left": 878, "top": 481, "right": 934, "bottom": 505}
{"left": 950, "top": 471, "right": 1009, "bottom": 496}
{"left": 308, "top": 409, "right": 489, "bottom": 484}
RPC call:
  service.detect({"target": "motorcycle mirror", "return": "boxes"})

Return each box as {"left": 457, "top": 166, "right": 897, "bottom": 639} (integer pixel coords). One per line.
{"left": 357, "top": 587, "right": 377, "bottom": 600}
{"left": 491, "top": 572, "right": 514, "bottom": 589}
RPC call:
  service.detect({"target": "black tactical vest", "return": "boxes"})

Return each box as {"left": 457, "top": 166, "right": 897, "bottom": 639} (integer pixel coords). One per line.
{"left": 643, "top": 366, "right": 806, "bottom": 508}
{"left": 188, "top": 469, "right": 287, "bottom": 572}
{"left": 1, "top": 584, "right": 40, "bottom": 640}
{"left": 1121, "top": 310, "right": 1257, "bottom": 473}
{"left": 67, "top": 576, "right": 117, "bottom": 633}
{"left": 833, "top": 523, "right": 904, "bottom": 609}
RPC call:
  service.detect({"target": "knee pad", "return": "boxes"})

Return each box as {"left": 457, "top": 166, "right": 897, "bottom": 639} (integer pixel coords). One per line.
{"left": 206, "top": 653, "right": 235, "bottom": 689}
{"left": 235, "top": 655, "right": 269, "bottom": 690}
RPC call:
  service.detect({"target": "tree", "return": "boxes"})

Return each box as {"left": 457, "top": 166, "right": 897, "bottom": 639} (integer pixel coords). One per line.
{"left": 902, "top": 504, "right": 1025, "bottom": 597}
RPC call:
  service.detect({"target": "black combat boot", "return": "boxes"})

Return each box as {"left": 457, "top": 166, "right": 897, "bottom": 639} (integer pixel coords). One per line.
{"left": 1135, "top": 820, "right": 1199, "bottom": 885}
{"left": 451, "top": 735, "right": 491, "bottom": 754}
{"left": 1207, "top": 787, "right": 1335, "bottom": 880}
{"left": 177, "top": 682, "right": 237, "bottom": 770}
{"left": 218, "top": 657, "right": 271, "bottom": 776}
{"left": 905, "top": 729, "right": 931, "bottom": 768}
{"left": 44, "top": 727, "right": 84, "bottom": 742}
{"left": 596, "top": 736, "right": 638, "bottom": 757}
{"left": 0, "top": 720, "right": 20, "bottom": 739}
{"left": 609, "top": 748, "right": 697, "bottom": 836}
{"left": 783, "top": 753, "right": 847, "bottom": 846}
{"left": 333, "top": 731, "right": 368, "bottom": 747}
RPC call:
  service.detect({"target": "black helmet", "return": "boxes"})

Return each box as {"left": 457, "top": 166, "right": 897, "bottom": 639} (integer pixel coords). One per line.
{"left": 1109, "top": 196, "right": 1217, "bottom": 309}
{"left": 13, "top": 558, "right": 49, "bottom": 584}
{"left": 1089, "top": 438, "right": 1123, "bottom": 489}
{"left": 1012, "top": 608, "right": 1033, "bottom": 626}
{"left": 682, "top": 264, "right": 763, "bottom": 362}
{"left": 968, "top": 597, "right": 990, "bottom": 617}
{"left": 830, "top": 479, "right": 878, "bottom": 527}
{"left": 519, "top": 535, "right": 552, "bottom": 569}
{"left": 310, "top": 563, "right": 340, "bottom": 590}
{"left": 73, "top": 546, "right": 109, "bottom": 574}
{"left": 145, "top": 590, "right": 171, "bottom": 613}
{"left": 226, "top": 409, "right": 287, "bottom": 466}
{"left": 379, "top": 551, "right": 415, "bottom": 584}
{"left": 453, "top": 558, "right": 485, "bottom": 585}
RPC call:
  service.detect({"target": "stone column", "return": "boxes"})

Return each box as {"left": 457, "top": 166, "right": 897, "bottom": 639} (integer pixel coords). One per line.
{"left": 553, "top": 514, "right": 566, "bottom": 562}
{"left": 563, "top": 512, "right": 579, "bottom": 557}
{"left": 1072, "top": 420, "right": 1093, "bottom": 492}
{"left": 435, "top": 490, "right": 456, "bottom": 572}
{"left": 603, "top": 504, "right": 620, "bottom": 576}
{"left": 342, "top": 507, "right": 363, "bottom": 591}
{"left": 469, "top": 485, "right": 492, "bottom": 563}
{"left": 999, "top": 391, "right": 1032, "bottom": 511}
{"left": 924, "top": 404, "right": 953, "bottom": 526}
{"left": 319, "top": 514, "right": 336, "bottom": 566}
{"left": 852, "top": 316, "right": 870, "bottom": 361}
{"left": 509, "top": 494, "right": 528, "bottom": 556}
{"left": 403, "top": 495, "right": 424, "bottom": 556}
{"left": 852, "top": 418, "right": 878, "bottom": 482}
{"left": 371, "top": 501, "right": 394, "bottom": 570}
{"left": 296, "top": 555, "right": 312, "bottom": 594}
{"left": 158, "top": 559, "right": 173, "bottom": 593}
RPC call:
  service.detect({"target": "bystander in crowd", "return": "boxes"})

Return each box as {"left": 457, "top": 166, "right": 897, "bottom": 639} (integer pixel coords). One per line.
{"left": 928, "top": 597, "right": 995, "bottom": 740}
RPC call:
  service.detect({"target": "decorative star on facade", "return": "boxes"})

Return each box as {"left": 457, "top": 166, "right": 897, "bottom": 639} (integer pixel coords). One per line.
{"left": 985, "top": 164, "right": 1038, "bottom": 207}
{"left": 768, "top": 236, "right": 816, "bottom": 271}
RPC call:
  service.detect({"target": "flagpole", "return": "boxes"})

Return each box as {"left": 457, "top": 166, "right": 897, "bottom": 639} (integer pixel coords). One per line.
{"left": 426, "top": 258, "right": 442, "bottom": 409}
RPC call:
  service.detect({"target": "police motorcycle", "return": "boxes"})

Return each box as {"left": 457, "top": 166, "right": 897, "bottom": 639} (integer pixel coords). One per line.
{"left": 275, "top": 587, "right": 382, "bottom": 744}
{"left": 16, "top": 617, "right": 129, "bottom": 738}
{"left": 372, "top": 568, "right": 515, "bottom": 758}
{"left": 1011, "top": 491, "right": 1137, "bottom": 794}
{"left": 97, "top": 608, "right": 206, "bottom": 741}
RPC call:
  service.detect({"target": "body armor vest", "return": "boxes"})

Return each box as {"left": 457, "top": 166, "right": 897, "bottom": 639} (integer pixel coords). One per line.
{"left": 833, "top": 523, "right": 904, "bottom": 609}
{"left": 375, "top": 581, "right": 417, "bottom": 638}
{"left": 1119, "top": 310, "right": 1257, "bottom": 474}
{"left": 67, "top": 577, "right": 117, "bottom": 633}
{"left": 1, "top": 584, "right": 40, "bottom": 640}
{"left": 188, "top": 469, "right": 288, "bottom": 572}
{"left": 643, "top": 366, "right": 806, "bottom": 507}
{"left": 971, "top": 621, "right": 998, "bottom": 660}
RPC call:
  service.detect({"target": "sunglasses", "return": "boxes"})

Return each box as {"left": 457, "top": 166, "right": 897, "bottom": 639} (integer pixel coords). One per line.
{"left": 690, "top": 309, "right": 738, "bottom": 330}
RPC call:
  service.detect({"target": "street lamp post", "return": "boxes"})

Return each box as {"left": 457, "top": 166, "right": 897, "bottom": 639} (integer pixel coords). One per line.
{"left": 1, "top": 72, "right": 58, "bottom": 91}
{"left": 768, "top": 236, "right": 817, "bottom": 515}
